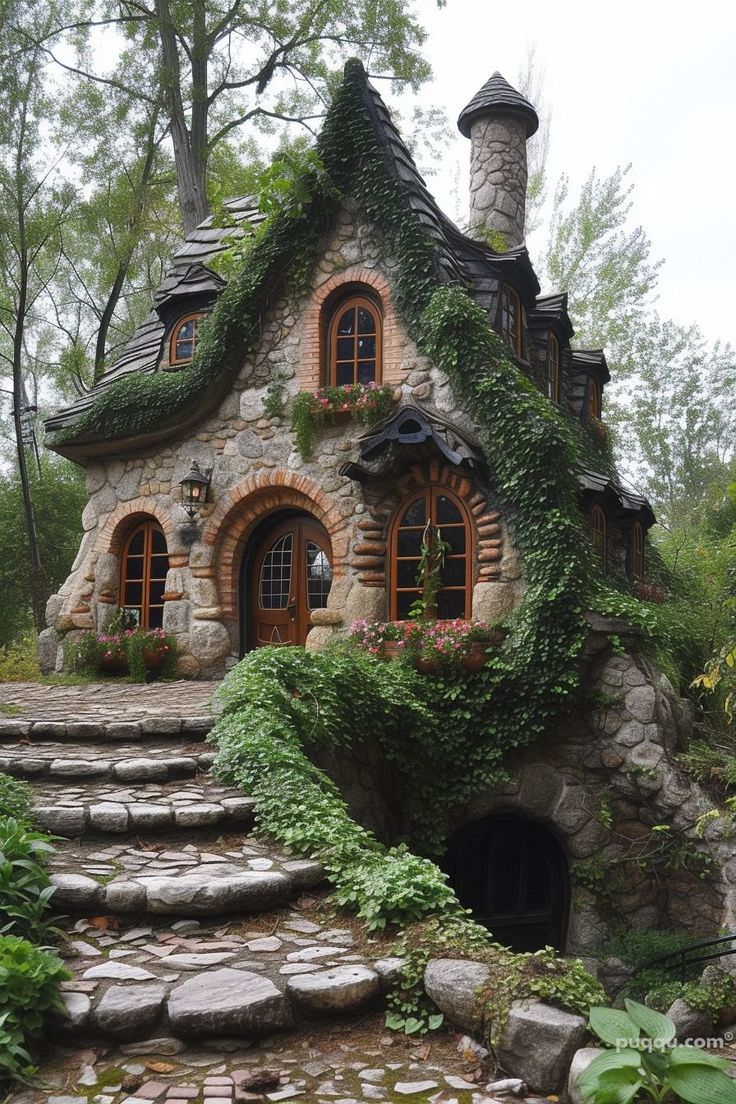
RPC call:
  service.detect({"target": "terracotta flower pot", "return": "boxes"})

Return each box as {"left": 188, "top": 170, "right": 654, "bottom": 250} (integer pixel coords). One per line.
{"left": 142, "top": 647, "right": 167, "bottom": 671}
{"left": 382, "top": 640, "right": 404, "bottom": 661}
{"left": 99, "top": 653, "right": 128, "bottom": 676}
{"left": 415, "top": 655, "right": 440, "bottom": 675}
{"left": 461, "top": 642, "right": 489, "bottom": 672}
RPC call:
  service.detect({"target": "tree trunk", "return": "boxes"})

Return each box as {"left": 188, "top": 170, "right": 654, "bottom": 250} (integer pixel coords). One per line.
{"left": 155, "top": 0, "right": 209, "bottom": 236}
{"left": 13, "top": 100, "right": 49, "bottom": 630}
{"left": 94, "top": 131, "right": 158, "bottom": 380}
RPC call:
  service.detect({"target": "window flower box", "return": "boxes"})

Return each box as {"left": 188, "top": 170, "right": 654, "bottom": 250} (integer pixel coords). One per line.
{"left": 291, "top": 382, "right": 397, "bottom": 460}
{"left": 349, "top": 618, "right": 506, "bottom": 673}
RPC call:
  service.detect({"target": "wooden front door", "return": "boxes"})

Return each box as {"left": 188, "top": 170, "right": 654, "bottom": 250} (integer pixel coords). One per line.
{"left": 250, "top": 518, "right": 332, "bottom": 648}
{"left": 443, "top": 815, "right": 569, "bottom": 953}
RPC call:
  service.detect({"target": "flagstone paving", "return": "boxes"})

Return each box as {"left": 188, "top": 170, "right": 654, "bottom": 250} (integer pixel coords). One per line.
{"left": 1, "top": 682, "right": 550, "bottom": 1102}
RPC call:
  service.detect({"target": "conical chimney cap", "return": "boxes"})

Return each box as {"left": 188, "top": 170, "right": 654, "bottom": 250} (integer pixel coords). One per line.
{"left": 458, "top": 71, "right": 539, "bottom": 139}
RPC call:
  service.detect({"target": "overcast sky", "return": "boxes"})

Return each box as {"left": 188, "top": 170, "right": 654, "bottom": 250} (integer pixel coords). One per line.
{"left": 410, "top": 0, "right": 736, "bottom": 347}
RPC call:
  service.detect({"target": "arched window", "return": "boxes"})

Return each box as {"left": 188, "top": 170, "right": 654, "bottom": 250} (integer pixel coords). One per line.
{"left": 120, "top": 521, "right": 169, "bottom": 629}
{"left": 587, "top": 378, "right": 600, "bottom": 421}
{"left": 328, "top": 296, "right": 382, "bottom": 386}
{"left": 170, "top": 313, "right": 202, "bottom": 366}
{"left": 500, "top": 284, "right": 522, "bottom": 357}
{"left": 390, "top": 486, "right": 472, "bottom": 620}
{"left": 547, "top": 332, "right": 560, "bottom": 402}
{"left": 590, "top": 504, "right": 607, "bottom": 575}
{"left": 631, "top": 520, "right": 644, "bottom": 583}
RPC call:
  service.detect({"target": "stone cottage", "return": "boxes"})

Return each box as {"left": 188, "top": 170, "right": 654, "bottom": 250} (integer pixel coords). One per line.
{"left": 42, "top": 63, "right": 728, "bottom": 955}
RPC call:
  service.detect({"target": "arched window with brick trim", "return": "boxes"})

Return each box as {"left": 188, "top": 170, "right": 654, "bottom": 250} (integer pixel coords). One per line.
{"left": 590, "top": 504, "right": 607, "bottom": 575}
{"left": 389, "top": 486, "right": 472, "bottom": 620}
{"left": 328, "top": 296, "right": 382, "bottom": 386}
{"left": 120, "top": 520, "right": 169, "bottom": 628}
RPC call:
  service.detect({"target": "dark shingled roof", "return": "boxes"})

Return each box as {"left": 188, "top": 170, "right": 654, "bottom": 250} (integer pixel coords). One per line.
{"left": 458, "top": 71, "right": 539, "bottom": 139}
{"left": 45, "top": 197, "right": 265, "bottom": 434}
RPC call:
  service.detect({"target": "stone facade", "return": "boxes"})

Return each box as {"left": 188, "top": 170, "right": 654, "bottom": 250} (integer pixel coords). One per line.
{"left": 40, "top": 204, "right": 523, "bottom": 678}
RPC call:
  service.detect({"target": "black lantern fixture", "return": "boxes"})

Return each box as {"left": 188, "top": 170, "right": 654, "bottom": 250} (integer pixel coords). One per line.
{"left": 178, "top": 461, "right": 212, "bottom": 520}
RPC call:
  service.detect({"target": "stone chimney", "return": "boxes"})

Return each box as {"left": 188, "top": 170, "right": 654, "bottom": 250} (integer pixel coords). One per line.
{"left": 458, "top": 72, "right": 539, "bottom": 249}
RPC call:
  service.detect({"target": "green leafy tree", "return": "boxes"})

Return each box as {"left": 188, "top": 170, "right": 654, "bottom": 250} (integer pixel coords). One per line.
{"left": 33, "top": 0, "right": 437, "bottom": 235}
{"left": 0, "top": 453, "right": 86, "bottom": 645}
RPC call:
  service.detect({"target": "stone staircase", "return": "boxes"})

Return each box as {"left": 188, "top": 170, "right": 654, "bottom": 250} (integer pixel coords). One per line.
{"left": 0, "top": 683, "right": 398, "bottom": 1048}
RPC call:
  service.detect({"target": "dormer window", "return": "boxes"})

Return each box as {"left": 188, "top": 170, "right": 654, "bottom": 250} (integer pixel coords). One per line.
{"left": 631, "top": 520, "right": 644, "bottom": 583}
{"left": 500, "top": 285, "right": 522, "bottom": 357}
{"left": 587, "top": 378, "right": 600, "bottom": 421}
{"left": 591, "top": 504, "right": 607, "bottom": 574}
{"left": 547, "top": 332, "right": 560, "bottom": 402}
{"left": 170, "top": 313, "right": 202, "bottom": 366}
{"left": 328, "top": 296, "right": 381, "bottom": 386}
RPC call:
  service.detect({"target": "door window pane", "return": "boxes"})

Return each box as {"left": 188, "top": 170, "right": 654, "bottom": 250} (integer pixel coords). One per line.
{"left": 259, "top": 534, "right": 293, "bottom": 610}
{"left": 306, "top": 542, "right": 332, "bottom": 609}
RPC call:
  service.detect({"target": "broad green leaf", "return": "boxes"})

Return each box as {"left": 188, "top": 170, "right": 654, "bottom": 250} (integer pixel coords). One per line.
{"left": 670, "top": 1046, "right": 730, "bottom": 1069}
{"left": 589, "top": 1006, "right": 640, "bottom": 1047}
{"left": 586, "top": 1069, "right": 643, "bottom": 1104}
{"left": 578, "top": 1049, "right": 643, "bottom": 1084}
{"left": 667, "top": 1063, "right": 736, "bottom": 1104}
{"left": 624, "top": 998, "right": 676, "bottom": 1044}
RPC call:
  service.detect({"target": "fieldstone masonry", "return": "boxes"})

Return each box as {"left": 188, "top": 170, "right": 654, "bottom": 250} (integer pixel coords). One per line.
{"left": 40, "top": 204, "right": 526, "bottom": 678}
{"left": 468, "top": 115, "right": 529, "bottom": 247}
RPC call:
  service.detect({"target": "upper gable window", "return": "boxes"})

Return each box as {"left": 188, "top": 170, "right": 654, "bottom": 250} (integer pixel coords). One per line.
{"left": 587, "top": 378, "right": 601, "bottom": 421}
{"left": 328, "top": 297, "right": 382, "bottom": 386}
{"left": 547, "top": 332, "right": 560, "bottom": 402}
{"left": 170, "top": 313, "right": 202, "bottom": 366}
{"left": 500, "top": 285, "right": 522, "bottom": 358}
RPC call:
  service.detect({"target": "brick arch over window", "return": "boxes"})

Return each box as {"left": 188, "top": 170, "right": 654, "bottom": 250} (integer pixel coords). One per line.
{"left": 300, "top": 266, "right": 406, "bottom": 391}
{"left": 201, "top": 470, "right": 350, "bottom": 625}
{"left": 348, "top": 460, "right": 504, "bottom": 591}
{"left": 98, "top": 499, "right": 176, "bottom": 559}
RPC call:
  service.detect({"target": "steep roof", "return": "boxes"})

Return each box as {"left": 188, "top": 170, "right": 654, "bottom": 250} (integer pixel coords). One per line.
{"left": 45, "top": 197, "right": 265, "bottom": 436}
{"left": 458, "top": 72, "right": 539, "bottom": 139}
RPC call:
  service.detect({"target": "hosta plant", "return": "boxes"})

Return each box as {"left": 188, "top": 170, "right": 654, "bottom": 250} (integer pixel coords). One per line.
{"left": 578, "top": 997, "right": 736, "bottom": 1103}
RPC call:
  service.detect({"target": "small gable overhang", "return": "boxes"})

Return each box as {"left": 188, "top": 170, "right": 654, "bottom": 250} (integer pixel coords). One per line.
{"left": 578, "top": 467, "right": 656, "bottom": 529}
{"left": 338, "top": 402, "right": 487, "bottom": 483}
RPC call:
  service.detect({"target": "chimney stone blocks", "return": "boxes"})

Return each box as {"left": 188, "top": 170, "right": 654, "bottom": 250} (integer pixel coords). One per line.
{"left": 468, "top": 115, "right": 528, "bottom": 247}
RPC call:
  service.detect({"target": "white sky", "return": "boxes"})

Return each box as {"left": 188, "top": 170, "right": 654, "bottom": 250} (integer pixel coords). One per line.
{"left": 413, "top": 0, "right": 736, "bottom": 347}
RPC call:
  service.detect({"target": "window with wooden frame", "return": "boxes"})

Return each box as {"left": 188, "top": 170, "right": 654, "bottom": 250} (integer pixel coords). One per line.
{"left": 587, "top": 377, "right": 600, "bottom": 421}
{"left": 500, "top": 284, "right": 522, "bottom": 357}
{"left": 390, "top": 486, "right": 472, "bottom": 620}
{"left": 328, "top": 296, "right": 382, "bottom": 386}
{"left": 120, "top": 521, "right": 169, "bottom": 629}
{"left": 590, "top": 504, "right": 607, "bottom": 575}
{"left": 547, "top": 331, "right": 561, "bottom": 402}
{"left": 169, "top": 313, "right": 203, "bottom": 366}
{"left": 631, "top": 520, "right": 644, "bottom": 583}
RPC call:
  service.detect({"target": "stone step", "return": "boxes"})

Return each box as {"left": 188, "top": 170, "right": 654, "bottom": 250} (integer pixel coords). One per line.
{"left": 48, "top": 837, "right": 326, "bottom": 918}
{"left": 33, "top": 776, "right": 254, "bottom": 838}
{"left": 50, "top": 911, "right": 398, "bottom": 1044}
{"left": 0, "top": 714, "right": 213, "bottom": 743}
{"left": 0, "top": 739, "right": 217, "bottom": 782}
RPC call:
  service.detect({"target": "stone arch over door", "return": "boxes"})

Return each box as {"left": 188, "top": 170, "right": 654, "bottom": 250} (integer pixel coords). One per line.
{"left": 202, "top": 470, "right": 349, "bottom": 654}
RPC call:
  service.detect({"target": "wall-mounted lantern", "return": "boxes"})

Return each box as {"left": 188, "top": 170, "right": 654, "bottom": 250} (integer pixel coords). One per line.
{"left": 178, "top": 461, "right": 212, "bottom": 520}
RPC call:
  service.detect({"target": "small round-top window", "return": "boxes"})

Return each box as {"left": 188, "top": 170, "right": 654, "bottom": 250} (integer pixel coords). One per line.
{"left": 170, "top": 314, "right": 202, "bottom": 366}
{"left": 329, "top": 297, "right": 381, "bottom": 386}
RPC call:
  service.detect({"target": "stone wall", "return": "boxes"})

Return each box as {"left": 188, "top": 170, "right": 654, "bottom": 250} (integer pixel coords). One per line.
{"left": 40, "top": 201, "right": 525, "bottom": 677}
{"left": 444, "top": 631, "right": 727, "bottom": 951}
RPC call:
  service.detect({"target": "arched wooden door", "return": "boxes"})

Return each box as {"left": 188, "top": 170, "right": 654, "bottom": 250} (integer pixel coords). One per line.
{"left": 443, "top": 815, "right": 569, "bottom": 953}
{"left": 249, "top": 517, "right": 332, "bottom": 648}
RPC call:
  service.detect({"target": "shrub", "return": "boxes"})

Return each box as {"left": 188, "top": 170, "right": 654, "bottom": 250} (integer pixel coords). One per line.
{"left": 0, "top": 634, "right": 41, "bottom": 682}
{"left": 0, "top": 935, "right": 69, "bottom": 1081}
{"left": 0, "top": 775, "right": 32, "bottom": 822}
{"left": 0, "top": 818, "right": 59, "bottom": 942}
